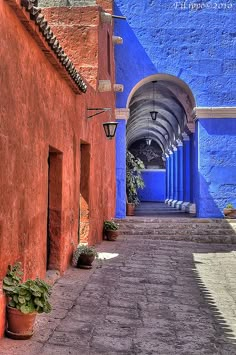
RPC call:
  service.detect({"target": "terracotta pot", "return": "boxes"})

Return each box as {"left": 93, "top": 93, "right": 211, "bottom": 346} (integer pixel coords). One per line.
{"left": 77, "top": 254, "right": 95, "bottom": 268}
{"left": 105, "top": 230, "right": 119, "bottom": 241}
{"left": 223, "top": 208, "right": 236, "bottom": 219}
{"left": 6, "top": 306, "right": 36, "bottom": 340}
{"left": 126, "top": 203, "right": 135, "bottom": 216}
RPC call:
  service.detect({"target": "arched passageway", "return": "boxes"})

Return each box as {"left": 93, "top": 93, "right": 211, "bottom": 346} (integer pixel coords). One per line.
{"left": 126, "top": 74, "right": 196, "bottom": 215}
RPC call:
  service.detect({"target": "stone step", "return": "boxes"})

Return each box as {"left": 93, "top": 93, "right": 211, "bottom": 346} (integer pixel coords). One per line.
{"left": 116, "top": 218, "right": 236, "bottom": 224}
{"left": 118, "top": 223, "right": 236, "bottom": 230}
{"left": 121, "top": 234, "right": 236, "bottom": 244}
{"left": 119, "top": 228, "right": 236, "bottom": 236}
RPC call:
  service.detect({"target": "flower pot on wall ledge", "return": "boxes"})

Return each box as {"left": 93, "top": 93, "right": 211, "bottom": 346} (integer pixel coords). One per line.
{"left": 223, "top": 208, "right": 236, "bottom": 219}
{"left": 126, "top": 202, "right": 135, "bottom": 216}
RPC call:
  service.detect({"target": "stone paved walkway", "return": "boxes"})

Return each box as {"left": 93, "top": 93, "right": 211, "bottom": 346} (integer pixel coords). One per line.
{"left": 1, "top": 233, "right": 236, "bottom": 354}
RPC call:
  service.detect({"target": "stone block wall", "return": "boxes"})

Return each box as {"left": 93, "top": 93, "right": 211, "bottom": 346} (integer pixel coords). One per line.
{"left": 38, "top": 0, "right": 96, "bottom": 7}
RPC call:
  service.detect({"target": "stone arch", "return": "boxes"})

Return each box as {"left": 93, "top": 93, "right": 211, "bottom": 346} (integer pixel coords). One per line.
{"left": 127, "top": 73, "right": 196, "bottom": 123}
{"left": 126, "top": 74, "right": 196, "bottom": 153}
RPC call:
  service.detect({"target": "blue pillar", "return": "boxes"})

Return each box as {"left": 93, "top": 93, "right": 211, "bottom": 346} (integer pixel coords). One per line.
{"left": 165, "top": 153, "right": 169, "bottom": 201}
{"left": 170, "top": 151, "right": 174, "bottom": 202}
{"left": 173, "top": 147, "right": 178, "bottom": 203}
{"left": 190, "top": 133, "right": 195, "bottom": 204}
{"left": 183, "top": 135, "right": 191, "bottom": 203}
{"left": 115, "top": 118, "right": 127, "bottom": 218}
{"left": 177, "top": 141, "right": 184, "bottom": 205}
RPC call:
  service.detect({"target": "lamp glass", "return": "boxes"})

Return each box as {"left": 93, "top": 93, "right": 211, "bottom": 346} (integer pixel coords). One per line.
{"left": 103, "top": 122, "right": 118, "bottom": 139}
{"left": 145, "top": 138, "right": 152, "bottom": 146}
{"left": 150, "top": 111, "right": 158, "bottom": 121}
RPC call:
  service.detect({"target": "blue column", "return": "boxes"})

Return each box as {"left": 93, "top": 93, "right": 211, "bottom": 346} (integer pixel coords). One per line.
{"left": 167, "top": 154, "right": 171, "bottom": 200}
{"left": 190, "top": 133, "right": 195, "bottom": 204}
{"left": 170, "top": 151, "right": 174, "bottom": 201}
{"left": 165, "top": 153, "right": 169, "bottom": 201}
{"left": 115, "top": 118, "right": 127, "bottom": 218}
{"left": 177, "top": 142, "right": 184, "bottom": 203}
{"left": 183, "top": 135, "right": 191, "bottom": 203}
{"left": 173, "top": 147, "right": 178, "bottom": 202}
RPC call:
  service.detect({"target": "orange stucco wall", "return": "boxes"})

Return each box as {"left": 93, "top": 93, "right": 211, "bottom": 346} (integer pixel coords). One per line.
{"left": 0, "top": 0, "right": 116, "bottom": 337}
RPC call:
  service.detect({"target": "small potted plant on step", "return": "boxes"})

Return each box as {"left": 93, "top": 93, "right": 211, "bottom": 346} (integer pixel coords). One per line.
{"left": 126, "top": 150, "right": 145, "bottom": 216}
{"left": 223, "top": 203, "right": 236, "bottom": 219}
{"left": 104, "top": 220, "right": 119, "bottom": 241}
{"left": 3, "top": 262, "right": 52, "bottom": 340}
{"left": 72, "top": 245, "right": 98, "bottom": 269}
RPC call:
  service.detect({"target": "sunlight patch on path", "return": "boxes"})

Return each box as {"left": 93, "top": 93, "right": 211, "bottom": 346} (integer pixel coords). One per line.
{"left": 193, "top": 250, "right": 236, "bottom": 342}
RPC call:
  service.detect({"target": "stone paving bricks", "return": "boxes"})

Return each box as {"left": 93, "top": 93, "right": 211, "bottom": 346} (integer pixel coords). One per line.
{"left": 1, "top": 220, "right": 236, "bottom": 354}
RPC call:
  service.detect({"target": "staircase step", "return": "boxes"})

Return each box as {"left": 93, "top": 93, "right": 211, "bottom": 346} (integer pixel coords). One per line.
{"left": 116, "top": 218, "right": 236, "bottom": 244}
{"left": 119, "top": 229, "right": 236, "bottom": 235}
{"left": 121, "top": 234, "right": 236, "bottom": 244}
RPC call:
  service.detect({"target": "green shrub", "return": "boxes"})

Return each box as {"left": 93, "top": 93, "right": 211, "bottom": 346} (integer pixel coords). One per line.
{"left": 72, "top": 245, "right": 98, "bottom": 265}
{"left": 126, "top": 150, "right": 145, "bottom": 205}
{"left": 3, "top": 263, "right": 52, "bottom": 314}
{"left": 104, "top": 220, "right": 119, "bottom": 231}
{"left": 226, "top": 203, "right": 234, "bottom": 209}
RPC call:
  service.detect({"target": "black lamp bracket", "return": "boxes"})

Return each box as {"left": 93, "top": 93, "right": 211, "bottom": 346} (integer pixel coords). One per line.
{"left": 87, "top": 108, "right": 111, "bottom": 120}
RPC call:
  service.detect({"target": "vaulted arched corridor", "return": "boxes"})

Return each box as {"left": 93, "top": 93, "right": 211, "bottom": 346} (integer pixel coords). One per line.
{"left": 124, "top": 74, "right": 196, "bottom": 215}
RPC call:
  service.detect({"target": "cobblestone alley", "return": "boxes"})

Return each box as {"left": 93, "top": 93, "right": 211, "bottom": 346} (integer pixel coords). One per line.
{"left": 1, "top": 218, "right": 236, "bottom": 354}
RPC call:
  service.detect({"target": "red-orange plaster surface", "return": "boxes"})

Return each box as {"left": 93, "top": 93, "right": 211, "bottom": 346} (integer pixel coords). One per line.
{"left": 0, "top": 0, "right": 116, "bottom": 337}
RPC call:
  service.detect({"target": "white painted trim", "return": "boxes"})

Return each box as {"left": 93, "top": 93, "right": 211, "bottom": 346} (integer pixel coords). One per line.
{"left": 114, "top": 84, "right": 124, "bottom": 92}
{"left": 194, "top": 107, "right": 236, "bottom": 119}
{"left": 171, "top": 200, "right": 178, "bottom": 207}
{"left": 176, "top": 201, "right": 184, "bottom": 210}
{"left": 115, "top": 108, "right": 130, "bottom": 120}
{"left": 141, "top": 169, "right": 166, "bottom": 172}
{"left": 182, "top": 132, "right": 190, "bottom": 141}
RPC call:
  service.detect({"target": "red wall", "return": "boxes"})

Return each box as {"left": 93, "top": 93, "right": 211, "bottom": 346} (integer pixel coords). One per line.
{"left": 0, "top": 0, "right": 116, "bottom": 337}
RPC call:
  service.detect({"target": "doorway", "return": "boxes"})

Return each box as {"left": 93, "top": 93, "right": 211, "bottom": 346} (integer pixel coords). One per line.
{"left": 47, "top": 147, "right": 63, "bottom": 270}
{"left": 78, "top": 143, "right": 90, "bottom": 244}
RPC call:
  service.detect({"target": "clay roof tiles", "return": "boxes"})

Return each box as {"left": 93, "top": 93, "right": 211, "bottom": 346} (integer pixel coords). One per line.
{"left": 21, "top": 0, "right": 87, "bottom": 93}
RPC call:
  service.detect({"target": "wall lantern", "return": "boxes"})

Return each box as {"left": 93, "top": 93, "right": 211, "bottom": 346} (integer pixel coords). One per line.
{"left": 87, "top": 108, "right": 118, "bottom": 140}
{"left": 150, "top": 111, "right": 158, "bottom": 121}
{"left": 145, "top": 138, "right": 152, "bottom": 146}
{"left": 150, "top": 81, "right": 158, "bottom": 121}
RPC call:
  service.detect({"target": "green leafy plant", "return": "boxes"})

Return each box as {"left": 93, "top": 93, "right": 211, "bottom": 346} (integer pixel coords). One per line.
{"left": 3, "top": 263, "right": 52, "bottom": 314}
{"left": 126, "top": 150, "right": 145, "bottom": 205}
{"left": 104, "top": 220, "right": 119, "bottom": 231}
{"left": 226, "top": 203, "right": 234, "bottom": 209}
{"left": 72, "top": 245, "right": 98, "bottom": 265}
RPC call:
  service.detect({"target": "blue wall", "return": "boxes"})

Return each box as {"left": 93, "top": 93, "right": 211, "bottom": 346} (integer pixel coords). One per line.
{"left": 115, "top": 119, "right": 127, "bottom": 218}
{"left": 138, "top": 170, "right": 166, "bottom": 202}
{"left": 196, "top": 118, "right": 236, "bottom": 218}
{"left": 114, "top": 1, "right": 236, "bottom": 107}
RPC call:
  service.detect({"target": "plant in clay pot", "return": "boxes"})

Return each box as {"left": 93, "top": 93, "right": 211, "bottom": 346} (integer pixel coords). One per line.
{"left": 3, "top": 262, "right": 52, "bottom": 340}
{"left": 126, "top": 150, "right": 145, "bottom": 216}
{"left": 104, "top": 220, "right": 119, "bottom": 241}
{"left": 223, "top": 203, "right": 236, "bottom": 219}
{"left": 72, "top": 245, "right": 98, "bottom": 269}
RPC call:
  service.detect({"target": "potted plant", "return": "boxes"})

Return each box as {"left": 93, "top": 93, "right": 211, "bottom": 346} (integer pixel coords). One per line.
{"left": 126, "top": 150, "right": 145, "bottom": 216}
{"left": 3, "top": 262, "right": 52, "bottom": 340}
{"left": 223, "top": 203, "right": 236, "bottom": 218}
{"left": 72, "top": 244, "right": 98, "bottom": 269}
{"left": 104, "top": 220, "right": 119, "bottom": 241}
